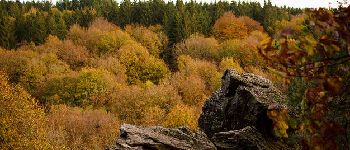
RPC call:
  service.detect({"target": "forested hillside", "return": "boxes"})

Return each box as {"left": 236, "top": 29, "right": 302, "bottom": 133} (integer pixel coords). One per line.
{"left": 0, "top": 0, "right": 302, "bottom": 47}
{"left": 0, "top": 0, "right": 349, "bottom": 149}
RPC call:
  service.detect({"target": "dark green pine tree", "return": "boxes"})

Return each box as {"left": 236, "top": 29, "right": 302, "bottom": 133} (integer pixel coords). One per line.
{"left": 138, "top": 1, "right": 152, "bottom": 25}
{"left": 213, "top": 1, "right": 228, "bottom": 21}
{"left": 26, "top": 11, "right": 47, "bottom": 44}
{"left": 47, "top": 9, "right": 67, "bottom": 39}
{"left": 0, "top": 15, "right": 16, "bottom": 49}
{"left": 185, "top": 0, "right": 198, "bottom": 34}
{"left": 262, "top": 0, "right": 277, "bottom": 33}
{"left": 77, "top": 8, "right": 96, "bottom": 27}
{"left": 103, "top": 0, "right": 119, "bottom": 25}
{"left": 172, "top": 0, "right": 188, "bottom": 42}
{"left": 161, "top": 2, "right": 178, "bottom": 70}
{"left": 72, "top": 0, "right": 81, "bottom": 10}
{"left": 197, "top": 8, "right": 212, "bottom": 35}
{"left": 162, "top": 2, "right": 176, "bottom": 43}
{"left": 150, "top": 0, "right": 165, "bottom": 25}
{"left": 119, "top": 0, "right": 133, "bottom": 27}
{"left": 62, "top": 10, "right": 77, "bottom": 28}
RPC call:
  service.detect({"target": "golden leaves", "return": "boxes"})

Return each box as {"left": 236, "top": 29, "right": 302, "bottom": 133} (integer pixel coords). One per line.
{"left": 267, "top": 104, "right": 289, "bottom": 138}
{"left": 0, "top": 72, "right": 51, "bottom": 149}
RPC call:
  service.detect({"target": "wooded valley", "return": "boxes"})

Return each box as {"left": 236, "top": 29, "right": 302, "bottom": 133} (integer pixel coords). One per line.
{"left": 0, "top": 0, "right": 349, "bottom": 149}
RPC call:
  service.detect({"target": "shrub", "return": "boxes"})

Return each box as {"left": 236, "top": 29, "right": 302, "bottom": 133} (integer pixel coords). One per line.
{"left": 0, "top": 49, "right": 70, "bottom": 94}
{"left": 163, "top": 103, "right": 198, "bottom": 130}
{"left": 117, "top": 43, "right": 170, "bottom": 84}
{"left": 93, "top": 56, "right": 127, "bottom": 85}
{"left": 46, "top": 105, "right": 119, "bottom": 150}
{"left": 108, "top": 83, "right": 181, "bottom": 125}
{"left": 40, "top": 68, "right": 119, "bottom": 107}
{"left": 219, "top": 57, "right": 244, "bottom": 73}
{"left": 125, "top": 25, "right": 166, "bottom": 57}
{"left": 0, "top": 72, "right": 51, "bottom": 149}
{"left": 177, "top": 55, "right": 221, "bottom": 92}
{"left": 175, "top": 34, "right": 220, "bottom": 61}
{"left": 168, "top": 72, "right": 206, "bottom": 106}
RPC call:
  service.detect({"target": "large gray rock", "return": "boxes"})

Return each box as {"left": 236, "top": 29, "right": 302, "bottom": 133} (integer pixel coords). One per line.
{"left": 113, "top": 124, "right": 216, "bottom": 150}
{"left": 198, "top": 69, "right": 286, "bottom": 137}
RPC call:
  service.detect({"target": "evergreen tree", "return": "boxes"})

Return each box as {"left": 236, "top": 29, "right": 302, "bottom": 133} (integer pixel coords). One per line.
{"left": 25, "top": 11, "right": 47, "bottom": 44}
{"left": 47, "top": 8, "right": 67, "bottom": 39}
{"left": 119, "top": 0, "right": 133, "bottom": 26}
{"left": 0, "top": 15, "right": 16, "bottom": 49}
{"left": 0, "top": 0, "right": 303, "bottom": 48}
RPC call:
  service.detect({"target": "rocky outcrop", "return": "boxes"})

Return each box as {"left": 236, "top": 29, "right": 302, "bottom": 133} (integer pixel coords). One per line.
{"left": 111, "top": 69, "right": 291, "bottom": 150}
{"left": 198, "top": 69, "right": 286, "bottom": 138}
{"left": 112, "top": 124, "right": 216, "bottom": 150}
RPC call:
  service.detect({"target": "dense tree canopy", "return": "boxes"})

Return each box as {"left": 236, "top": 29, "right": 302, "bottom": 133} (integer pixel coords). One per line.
{"left": 1, "top": 0, "right": 349, "bottom": 149}
{"left": 0, "top": 0, "right": 301, "bottom": 49}
{"left": 0, "top": 72, "right": 51, "bottom": 149}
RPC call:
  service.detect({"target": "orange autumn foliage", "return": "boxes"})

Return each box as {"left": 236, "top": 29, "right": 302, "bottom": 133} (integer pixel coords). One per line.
{"left": 212, "top": 12, "right": 248, "bottom": 41}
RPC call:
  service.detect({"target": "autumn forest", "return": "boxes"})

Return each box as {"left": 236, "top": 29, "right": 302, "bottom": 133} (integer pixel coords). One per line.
{"left": 0, "top": 0, "right": 350, "bottom": 149}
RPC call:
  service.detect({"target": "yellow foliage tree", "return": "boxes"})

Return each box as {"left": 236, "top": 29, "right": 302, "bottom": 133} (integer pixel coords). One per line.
{"left": 219, "top": 38, "right": 264, "bottom": 67}
{"left": 168, "top": 72, "right": 206, "bottom": 106}
{"left": 57, "top": 40, "right": 90, "bottom": 70}
{"left": 67, "top": 19, "right": 134, "bottom": 56}
{"left": 163, "top": 103, "right": 198, "bottom": 130}
{"left": 125, "top": 25, "right": 166, "bottom": 57}
{"left": 96, "top": 30, "right": 135, "bottom": 55}
{"left": 108, "top": 83, "right": 181, "bottom": 125}
{"left": 93, "top": 56, "right": 128, "bottom": 85}
{"left": 140, "top": 106, "right": 166, "bottom": 126}
{"left": 117, "top": 43, "right": 170, "bottom": 84}
{"left": 0, "top": 72, "right": 51, "bottom": 149}
{"left": 0, "top": 49, "right": 70, "bottom": 95}
{"left": 177, "top": 55, "right": 221, "bottom": 92}
{"left": 41, "top": 68, "right": 119, "bottom": 107}
{"left": 272, "top": 16, "right": 305, "bottom": 35}
{"left": 175, "top": 34, "right": 220, "bottom": 61}
{"left": 219, "top": 57, "right": 244, "bottom": 73}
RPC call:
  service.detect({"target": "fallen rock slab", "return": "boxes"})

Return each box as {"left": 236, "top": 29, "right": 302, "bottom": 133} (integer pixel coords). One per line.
{"left": 112, "top": 124, "right": 216, "bottom": 150}
{"left": 212, "top": 126, "right": 289, "bottom": 150}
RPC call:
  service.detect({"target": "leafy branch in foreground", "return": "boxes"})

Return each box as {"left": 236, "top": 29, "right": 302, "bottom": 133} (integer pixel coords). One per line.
{"left": 260, "top": 6, "right": 350, "bottom": 149}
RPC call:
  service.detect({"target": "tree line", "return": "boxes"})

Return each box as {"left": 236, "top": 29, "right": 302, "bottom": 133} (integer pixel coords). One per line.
{"left": 0, "top": 0, "right": 302, "bottom": 49}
